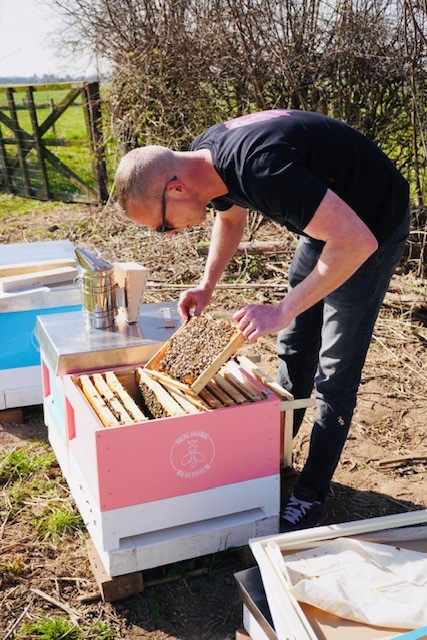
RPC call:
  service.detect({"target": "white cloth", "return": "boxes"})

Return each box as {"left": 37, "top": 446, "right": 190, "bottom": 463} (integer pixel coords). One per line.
{"left": 279, "top": 538, "right": 427, "bottom": 630}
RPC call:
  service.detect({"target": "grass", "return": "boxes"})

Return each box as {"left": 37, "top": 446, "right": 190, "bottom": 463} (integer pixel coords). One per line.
{"left": 5, "top": 476, "right": 58, "bottom": 516}
{"left": 89, "top": 622, "right": 117, "bottom": 640}
{"left": 19, "top": 617, "right": 80, "bottom": 639}
{"left": 0, "top": 439, "right": 115, "bottom": 638}
{"left": 1, "top": 556, "right": 25, "bottom": 575}
{"left": 0, "top": 192, "right": 74, "bottom": 218}
{"left": 0, "top": 444, "right": 83, "bottom": 540}
{"left": 0, "top": 84, "right": 114, "bottom": 199}
{"left": 148, "top": 598, "right": 165, "bottom": 619}
{"left": 166, "top": 558, "right": 197, "bottom": 580}
{"left": 33, "top": 505, "right": 84, "bottom": 541}
{"left": 17, "top": 616, "right": 117, "bottom": 640}
{"left": 0, "top": 445, "right": 56, "bottom": 482}
{"left": 0, "top": 88, "right": 86, "bottom": 139}
{"left": 18, "top": 618, "right": 117, "bottom": 640}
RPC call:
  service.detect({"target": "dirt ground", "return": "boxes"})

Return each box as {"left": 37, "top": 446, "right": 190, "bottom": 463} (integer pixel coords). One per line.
{"left": 0, "top": 200, "right": 426, "bottom": 639}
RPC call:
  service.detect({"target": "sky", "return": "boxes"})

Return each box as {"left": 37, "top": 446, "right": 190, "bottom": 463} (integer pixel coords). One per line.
{"left": 0, "top": 0, "right": 97, "bottom": 78}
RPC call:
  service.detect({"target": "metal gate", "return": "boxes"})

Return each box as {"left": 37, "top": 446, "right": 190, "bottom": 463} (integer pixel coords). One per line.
{"left": 0, "top": 82, "right": 108, "bottom": 204}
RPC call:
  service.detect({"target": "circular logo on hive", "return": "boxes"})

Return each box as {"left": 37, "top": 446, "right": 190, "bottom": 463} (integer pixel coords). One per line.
{"left": 170, "top": 430, "right": 216, "bottom": 478}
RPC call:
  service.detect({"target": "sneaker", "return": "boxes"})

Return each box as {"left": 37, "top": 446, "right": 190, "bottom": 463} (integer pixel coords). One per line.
{"left": 281, "top": 493, "right": 328, "bottom": 533}
{"left": 281, "top": 465, "right": 298, "bottom": 478}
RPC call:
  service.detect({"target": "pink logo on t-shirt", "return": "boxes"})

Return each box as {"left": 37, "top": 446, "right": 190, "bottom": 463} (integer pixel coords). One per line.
{"left": 225, "top": 110, "right": 291, "bottom": 129}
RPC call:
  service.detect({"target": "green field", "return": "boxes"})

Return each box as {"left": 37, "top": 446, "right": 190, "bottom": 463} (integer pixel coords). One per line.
{"left": 0, "top": 85, "right": 114, "bottom": 202}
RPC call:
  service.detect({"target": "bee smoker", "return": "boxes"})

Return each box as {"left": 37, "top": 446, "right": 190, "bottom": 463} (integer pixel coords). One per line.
{"left": 75, "top": 247, "right": 149, "bottom": 329}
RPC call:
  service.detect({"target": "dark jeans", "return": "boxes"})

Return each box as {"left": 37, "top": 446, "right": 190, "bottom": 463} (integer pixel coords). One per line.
{"left": 277, "top": 209, "right": 410, "bottom": 502}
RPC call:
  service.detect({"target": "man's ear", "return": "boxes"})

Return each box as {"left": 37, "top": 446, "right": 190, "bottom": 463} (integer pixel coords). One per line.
{"left": 167, "top": 177, "right": 186, "bottom": 194}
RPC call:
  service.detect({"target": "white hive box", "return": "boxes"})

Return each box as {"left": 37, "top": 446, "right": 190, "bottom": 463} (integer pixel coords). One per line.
{"left": 0, "top": 240, "right": 81, "bottom": 409}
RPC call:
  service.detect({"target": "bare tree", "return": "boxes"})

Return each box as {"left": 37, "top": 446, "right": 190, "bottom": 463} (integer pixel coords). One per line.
{"left": 49, "top": 0, "right": 426, "bottom": 203}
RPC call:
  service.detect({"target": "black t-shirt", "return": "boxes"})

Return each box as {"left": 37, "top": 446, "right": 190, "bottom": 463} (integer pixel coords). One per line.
{"left": 190, "top": 110, "right": 409, "bottom": 242}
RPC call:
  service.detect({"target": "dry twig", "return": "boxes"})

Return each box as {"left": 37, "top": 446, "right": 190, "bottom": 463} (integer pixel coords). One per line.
{"left": 378, "top": 456, "right": 427, "bottom": 468}
{"left": 30, "top": 588, "right": 80, "bottom": 626}
{"left": 372, "top": 334, "right": 427, "bottom": 384}
{"left": 3, "top": 596, "right": 34, "bottom": 640}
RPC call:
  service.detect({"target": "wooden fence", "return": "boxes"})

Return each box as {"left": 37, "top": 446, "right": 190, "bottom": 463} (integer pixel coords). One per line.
{"left": 0, "top": 82, "right": 108, "bottom": 204}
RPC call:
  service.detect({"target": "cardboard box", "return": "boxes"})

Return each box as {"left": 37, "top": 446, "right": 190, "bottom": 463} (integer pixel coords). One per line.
{"left": 235, "top": 566, "right": 427, "bottom": 640}
{"left": 244, "top": 511, "right": 427, "bottom": 640}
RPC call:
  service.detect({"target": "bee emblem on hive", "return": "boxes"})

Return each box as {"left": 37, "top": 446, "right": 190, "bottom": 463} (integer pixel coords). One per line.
{"left": 181, "top": 440, "right": 205, "bottom": 468}
{"left": 170, "top": 431, "right": 216, "bottom": 478}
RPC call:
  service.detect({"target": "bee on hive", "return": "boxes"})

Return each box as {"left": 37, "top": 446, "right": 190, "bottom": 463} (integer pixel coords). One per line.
{"left": 157, "top": 316, "right": 242, "bottom": 385}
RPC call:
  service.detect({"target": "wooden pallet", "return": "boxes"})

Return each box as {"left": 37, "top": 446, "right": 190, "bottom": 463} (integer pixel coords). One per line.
{"left": 0, "top": 407, "right": 24, "bottom": 423}
{"left": 86, "top": 538, "right": 144, "bottom": 602}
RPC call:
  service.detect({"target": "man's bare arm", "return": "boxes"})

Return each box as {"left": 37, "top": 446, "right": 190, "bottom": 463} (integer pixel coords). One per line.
{"left": 178, "top": 205, "right": 247, "bottom": 318}
{"left": 234, "top": 189, "right": 378, "bottom": 341}
{"left": 280, "top": 188, "right": 378, "bottom": 320}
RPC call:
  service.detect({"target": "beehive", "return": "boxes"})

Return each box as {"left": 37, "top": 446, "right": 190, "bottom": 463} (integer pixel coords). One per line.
{"left": 144, "top": 315, "right": 246, "bottom": 394}
{"left": 39, "top": 308, "right": 281, "bottom": 579}
{"left": 57, "top": 361, "right": 281, "bottom": 575}
{"left": 74, "top": 360, "right": 266, "bottom": 427}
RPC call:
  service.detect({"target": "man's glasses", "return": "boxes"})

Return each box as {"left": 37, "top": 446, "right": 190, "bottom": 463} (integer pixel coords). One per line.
{"left": 157, "top": 175, "right": 177, "bottom": 233}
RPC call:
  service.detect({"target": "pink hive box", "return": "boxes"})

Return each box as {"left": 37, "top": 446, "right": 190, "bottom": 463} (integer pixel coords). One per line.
{"left": 35, "top": 302, "right": 281, "bottom": 579}
{"left": 55, "top": 366, "right": 280, "bottom": 577}
{"left": 35, "top": 305, "right": 281, "bottom": 578}
{"left": 64, "top": 368, "right": 279, "bottom": 514}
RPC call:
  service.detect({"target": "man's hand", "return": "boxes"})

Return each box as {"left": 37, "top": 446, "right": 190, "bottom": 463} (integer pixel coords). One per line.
{"left": 178, "top": 286, "right": 213, "bottom": 320}
{"left": 179, "top": 205, "right": 247, "bottom": 321}
{"left": 233, "top": 302, "right": 291, "bottom": 343}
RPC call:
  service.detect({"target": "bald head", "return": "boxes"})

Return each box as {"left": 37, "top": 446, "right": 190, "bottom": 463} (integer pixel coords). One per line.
{"left": 115, "top": 145, "right": 176, "bottom": 214}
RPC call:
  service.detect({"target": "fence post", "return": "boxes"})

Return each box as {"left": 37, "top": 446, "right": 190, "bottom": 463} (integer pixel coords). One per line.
{"left": 26, "top": 86, "right": 50, "bottom": 200}
{"left": 6, "top": 88, "right": 31, "bottom": 197}
{"left": 50, "top": 99, "right": 57, "bottom": 137}
{"left": 83, "top": 82, "right": 109, "bottom": 203}
{"left": 0, "top": 124, "right": 13, "bottom": 193}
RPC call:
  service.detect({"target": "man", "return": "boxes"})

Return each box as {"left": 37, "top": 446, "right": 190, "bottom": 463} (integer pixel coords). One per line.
{"left": 115, "top": 109, "right": 410, "bottom": 531}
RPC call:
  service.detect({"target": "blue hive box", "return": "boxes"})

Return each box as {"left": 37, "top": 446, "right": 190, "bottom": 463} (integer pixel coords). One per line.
{"left": 0, "top": 240, "right": 81, "bottom": 409}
